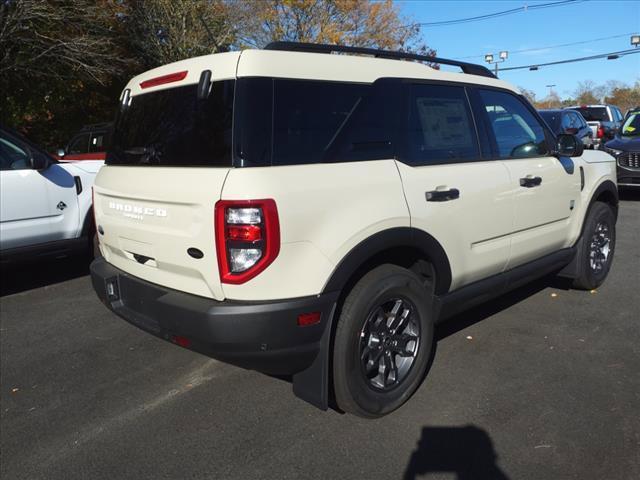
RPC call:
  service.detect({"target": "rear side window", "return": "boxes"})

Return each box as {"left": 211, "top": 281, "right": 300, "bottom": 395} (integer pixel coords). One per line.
{"left": 107, "top": 81, "right": 234, "bottom": 166}
{"left": 404, "top": 84, "right": 479, "bottom": 165}
{"left": 234, "top": 78, "right": 396, "bottom": 167}
{"left": 479, "top": 89, "right": 549, "bottom": 159}
{"left": 272, "top": 80, "right": 368, "bottom": 165}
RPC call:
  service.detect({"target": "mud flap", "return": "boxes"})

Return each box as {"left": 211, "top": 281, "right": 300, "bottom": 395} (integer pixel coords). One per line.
{"left": 292, "top": 303, "right": 337, "bottom": 410}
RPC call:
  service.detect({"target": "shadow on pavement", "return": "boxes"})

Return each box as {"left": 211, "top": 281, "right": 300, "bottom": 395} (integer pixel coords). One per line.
{"left": 403, "top": 425, "right": 509, "bottom": 480}
{"left": 0, "top": 255, "right": 90, "bottom": 297}
{"left": 436, "top": 273, "right": 561, "bottom": 341}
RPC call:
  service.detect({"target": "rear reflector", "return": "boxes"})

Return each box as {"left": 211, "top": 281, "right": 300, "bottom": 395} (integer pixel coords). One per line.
{"left": 297, "top": 312, "right": 321, "bottom": 327}
{"left": 170, "top": 335, "right": 192, "bottom": 348}
{"left": 227, "top": 224, "right": 262, "bottom": 242}
{"left": 140, "top": 71, "right": 188, "bottom": 89}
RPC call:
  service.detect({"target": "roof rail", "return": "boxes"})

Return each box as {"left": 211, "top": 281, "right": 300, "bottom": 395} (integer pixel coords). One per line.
{"left": 264, "top": 41, "right": 496, "bottom": 79}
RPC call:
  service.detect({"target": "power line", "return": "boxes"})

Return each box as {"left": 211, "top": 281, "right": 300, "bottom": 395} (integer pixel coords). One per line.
{"left": 409, "top": 0, "right": 585, "bottom": 27}
{"left": 453, "top": 32, "right": 637, "bottom": 60}
{"left": 500, "top": 48, "right": 640, "bottom": 71}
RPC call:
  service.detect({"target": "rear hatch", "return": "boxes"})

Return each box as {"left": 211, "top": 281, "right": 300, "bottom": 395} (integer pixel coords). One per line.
{"left": 569, "top": 106, "right": 609, "bottom": 138}
{"left": 94, "top": 57, "right": 238, "bottom": 300}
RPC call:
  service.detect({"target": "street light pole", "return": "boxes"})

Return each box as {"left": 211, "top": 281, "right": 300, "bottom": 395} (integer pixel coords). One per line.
{"left": 485, "top": 51, "right": 508, "bottom": 77}
{"left": 546, "top": 84, "right": 556, "bottom": 97}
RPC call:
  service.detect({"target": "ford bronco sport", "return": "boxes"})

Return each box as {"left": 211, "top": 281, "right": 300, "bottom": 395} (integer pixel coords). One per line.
{"left": 91, "top": 42, "right": 618, "bottom": 418}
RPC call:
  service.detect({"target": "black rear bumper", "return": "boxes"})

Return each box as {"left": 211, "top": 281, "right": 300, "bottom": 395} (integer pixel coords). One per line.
{"left": 90, "top": 257, "right": 338, "bottom": 375}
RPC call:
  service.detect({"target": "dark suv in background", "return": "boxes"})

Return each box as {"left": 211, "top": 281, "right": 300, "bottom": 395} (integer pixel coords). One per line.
{"left": 605, "top": 108, "right": 640, "bottom": 188}
{"left": 539, "top": 109, "right": 594, "bottom": 149}
{"left": 566, "top": 105, "right": 623, "bottom": 149}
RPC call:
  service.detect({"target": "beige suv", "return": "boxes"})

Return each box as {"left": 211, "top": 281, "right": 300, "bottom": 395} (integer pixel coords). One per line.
{"left": 91, "top": 42, "right": 618, "bottom": 417}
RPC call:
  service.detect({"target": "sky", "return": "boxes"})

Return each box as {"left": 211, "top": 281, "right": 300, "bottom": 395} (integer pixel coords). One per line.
{"left": 397, "top": 0, "right": 640, "bottom": 100}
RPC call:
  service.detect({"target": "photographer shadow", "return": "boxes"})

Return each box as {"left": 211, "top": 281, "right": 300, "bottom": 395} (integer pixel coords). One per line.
{"left": 404, "top": 425, "right": 509, "bottom": 480}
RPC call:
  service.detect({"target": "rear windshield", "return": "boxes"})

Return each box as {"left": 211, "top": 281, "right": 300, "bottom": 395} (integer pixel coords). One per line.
{"left": 107, "top": 81, "right": 234, "bottom": 166}
{"left": 569, "top": 107, "right": 608, "bottom": 122}
{"left": 538, "top": 111, "right": 561, "bottom": 133}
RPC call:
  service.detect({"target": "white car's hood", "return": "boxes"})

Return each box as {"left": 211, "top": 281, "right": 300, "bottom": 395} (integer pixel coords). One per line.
{"left": 580, "top": 149, "right": 615, "bottom": 164}
{"left": 59, "top": 160, "right": 105, "bottom": 174}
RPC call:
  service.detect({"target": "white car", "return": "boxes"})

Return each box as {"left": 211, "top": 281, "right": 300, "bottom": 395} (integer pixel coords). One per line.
{"left": 0, "top": 127, "right": 103, "bottom": 262}
{"left": 90, "top": 42, "right": 618, "bottom": 418}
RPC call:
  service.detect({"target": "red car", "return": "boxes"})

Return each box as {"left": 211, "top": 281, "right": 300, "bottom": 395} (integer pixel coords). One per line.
{"left": 55, "top": 123, "right": 111, "bottom": 161}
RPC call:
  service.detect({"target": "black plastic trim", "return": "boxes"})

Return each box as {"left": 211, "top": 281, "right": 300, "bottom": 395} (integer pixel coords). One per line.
{"left": 322, "top": 227, "right": 452, "bottom": 296}
{"left": 90, "top": 257, "right": 339, "bottom": 377}
{"left": 438, "top": 247, "right": 576, "bottom": 321}
{"left": 0, "top": 237, "right": 87, "bottom": 264}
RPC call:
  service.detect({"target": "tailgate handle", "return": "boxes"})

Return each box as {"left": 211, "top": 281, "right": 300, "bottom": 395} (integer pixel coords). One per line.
{"left": 132, "top": 253, "right": 154, "bottom": 265}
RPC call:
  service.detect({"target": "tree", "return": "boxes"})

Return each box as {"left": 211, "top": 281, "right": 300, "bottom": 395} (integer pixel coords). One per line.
{"left": 125, "top": 0, "right": 235, "bottom": 69}
{"left": 535, "top": 91, "right": 562, "bottom": 110}
{"left": 0, "top": 0, "right": 128, "bottom": 85}
{"left": 0, "top": 0, "right": 131, "bottom": 147}
{"left": 573, "top": 80, "right": 605, "bottom": 105}
{"left": 518, "top": 87, "right": 537, "bottom": 105}
{"left": 604, "top": 80, "right": 640, "bottom": 114}
{"left": 230, "top": 0, "right": 433, "bottom": 54}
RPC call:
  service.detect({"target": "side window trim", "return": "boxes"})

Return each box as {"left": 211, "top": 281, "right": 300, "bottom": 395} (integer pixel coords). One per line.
{"left": 466, "top": 86, "right": 497, "bottom": 159}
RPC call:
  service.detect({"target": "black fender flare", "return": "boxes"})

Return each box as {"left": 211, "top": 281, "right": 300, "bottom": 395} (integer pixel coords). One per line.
{"left": 80, "top": 207, "right": 95, "bottom": 238}
{"left": 559, "top": 179, "right": 618, "bottom": 279}
{"left": 321, "top": 227, "right": 452, "bottom": 296}
{"left": 293, "top": 227, "right": 452, "bottom": 410}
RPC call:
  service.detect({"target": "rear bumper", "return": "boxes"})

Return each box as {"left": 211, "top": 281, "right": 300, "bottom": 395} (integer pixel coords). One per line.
{"left": 90, "top": 257, "right": 338, "bottom": 375}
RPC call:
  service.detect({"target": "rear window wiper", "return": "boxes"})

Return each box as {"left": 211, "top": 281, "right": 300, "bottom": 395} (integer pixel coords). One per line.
{"left": 123, "top": 146, "right": 163, "bottom": 164}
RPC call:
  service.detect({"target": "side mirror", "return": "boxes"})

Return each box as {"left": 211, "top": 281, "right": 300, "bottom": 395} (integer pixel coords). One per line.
{"left": 555, "top": 134, "right": 584, "bottom": 157}
{"left": 29, "top": 153, "right": 49, "bottom": 170}
{"left": 57, "top": 148, "right": 66, "bottom": 158}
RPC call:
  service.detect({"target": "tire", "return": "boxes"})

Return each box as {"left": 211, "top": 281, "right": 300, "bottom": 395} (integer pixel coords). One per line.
{"left": 332, "top": 264, "right": 434, "bottom": 418}
{"left": 572, "top": 202, "right": 616, "bottom": 290}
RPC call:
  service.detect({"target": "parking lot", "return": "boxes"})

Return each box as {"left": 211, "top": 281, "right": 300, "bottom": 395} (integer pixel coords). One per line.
{"left": 0, "top": 192, "right": 638, "bottom": 480}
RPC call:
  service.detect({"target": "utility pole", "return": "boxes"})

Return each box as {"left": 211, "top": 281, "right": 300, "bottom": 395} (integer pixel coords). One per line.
{"left": 546, "top": 84, "right": 556, "bottom": 97}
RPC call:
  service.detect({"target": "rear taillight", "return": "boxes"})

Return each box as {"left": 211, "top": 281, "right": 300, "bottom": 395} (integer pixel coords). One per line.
{"left": 215, "top": 199, "right": 280, "bottom": 284}
{"left": 597, "top": 126, "right": 605, "bottom": 138}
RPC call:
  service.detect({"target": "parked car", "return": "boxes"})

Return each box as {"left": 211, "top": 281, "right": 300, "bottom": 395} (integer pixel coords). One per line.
{"left": 55, "top": 122, "right": 112, "bottom": 161}
{"left": 90, "top": 42, "right": 618, "bottom": 418}
{"left": 605, "top": 108, "right": 640, "bottom": 188}
{"left": 538, "top": 109, "right": 594, "bottom": 149}
{"left": 566, "top": 105, "right": 623, "bottom": 149}
{"left": 0, "top": 126, "right": 103, "bottom": 262}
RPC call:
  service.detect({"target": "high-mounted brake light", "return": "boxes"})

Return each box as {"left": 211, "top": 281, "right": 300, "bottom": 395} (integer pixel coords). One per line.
{"left": 215, "top": 200, "right": 280, "bottom": 284}
{"left": 140, "top": 70, "right": 188, "bottom": 89}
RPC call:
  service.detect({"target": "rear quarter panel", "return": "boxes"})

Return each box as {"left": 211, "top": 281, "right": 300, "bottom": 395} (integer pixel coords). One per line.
{"left": 220, "top": 160, "right": 410, "bottom": 301}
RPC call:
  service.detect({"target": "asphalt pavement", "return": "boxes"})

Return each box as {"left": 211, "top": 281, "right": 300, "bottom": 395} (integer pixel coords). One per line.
{"left": 1, "top": 191, "right": 639, "bottom": 480}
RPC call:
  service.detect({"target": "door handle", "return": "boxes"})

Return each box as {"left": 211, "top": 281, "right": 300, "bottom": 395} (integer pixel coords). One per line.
{"left": 519, "top": 176, "right": 542, "bottom": 188}
{"left": 426, "top": 188, "right": 460, "bottom": 202}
